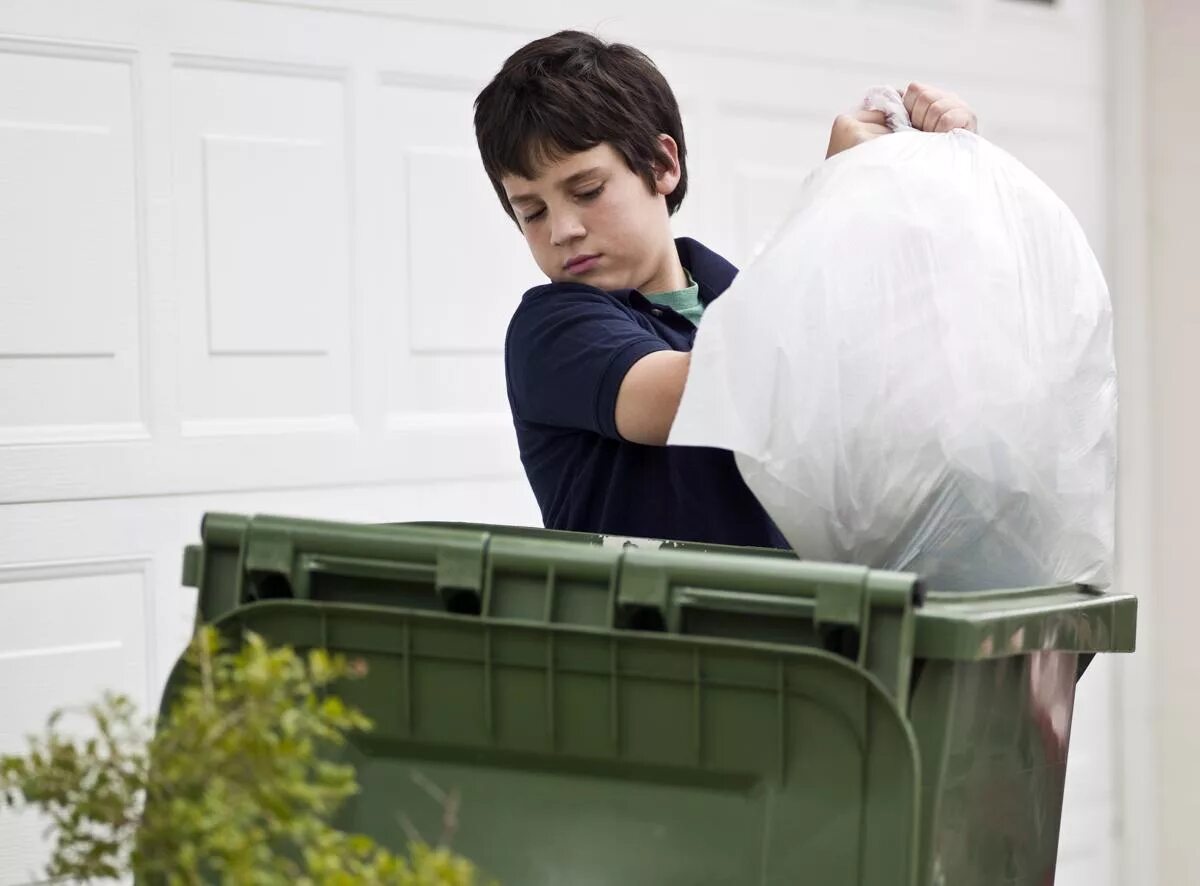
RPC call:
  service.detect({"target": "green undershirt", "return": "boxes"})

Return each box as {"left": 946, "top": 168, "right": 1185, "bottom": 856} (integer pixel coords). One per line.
{"left": 644, "top": 268, "right": 704, "bottom": 326}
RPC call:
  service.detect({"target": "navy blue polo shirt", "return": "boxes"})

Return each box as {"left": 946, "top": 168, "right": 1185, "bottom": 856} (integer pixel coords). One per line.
{"left": 504, "top": 237, "right": 789, "bottom": 549}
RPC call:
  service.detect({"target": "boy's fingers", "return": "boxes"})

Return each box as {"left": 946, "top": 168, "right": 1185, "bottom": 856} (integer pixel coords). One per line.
{"left": 902, "top": 82, "right": 926, "bottom": 117}
{"left": 924, "top": 97, "right": 955, "bottom": 133}
{"left": 901, "top": 82, "right": 978, "bottom": 133}
{"left": 827, "top": 110, "right": 894, "bottom": 158}
{"left": 855, "top": 109, "right": 889, "bottom": 125}
{"left": 906, "top": 82, "right": 950, "bottom": 130}
{"left": 939, "top": 108, "right": 977, "bottom": 133}
{"left": 911, "top": 93, "right": 936, "bottom": 130}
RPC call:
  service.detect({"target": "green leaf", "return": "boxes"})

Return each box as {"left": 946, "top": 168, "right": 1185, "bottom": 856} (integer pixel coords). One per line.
{"left": 3, "top": 627, "right": 493, "bottom": 884}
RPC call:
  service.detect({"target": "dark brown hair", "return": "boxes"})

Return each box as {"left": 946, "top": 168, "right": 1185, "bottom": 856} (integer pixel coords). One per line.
{"left": 474, "top": 30, "right": 688, "bottom": 225}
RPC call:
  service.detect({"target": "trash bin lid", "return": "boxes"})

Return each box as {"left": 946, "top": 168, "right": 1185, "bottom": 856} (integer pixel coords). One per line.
{"left": 395, "top": 520, "right": 1138, "bottom": 663}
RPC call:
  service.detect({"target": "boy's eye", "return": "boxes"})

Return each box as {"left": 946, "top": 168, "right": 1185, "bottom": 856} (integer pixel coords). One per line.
{"left": 519, "top": 185, "right": 601, "bottom": 225}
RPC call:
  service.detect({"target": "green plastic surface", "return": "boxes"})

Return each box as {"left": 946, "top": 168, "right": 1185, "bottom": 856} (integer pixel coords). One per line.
{"left": 168, "top": 513, "right": 1137, "bottom": 885}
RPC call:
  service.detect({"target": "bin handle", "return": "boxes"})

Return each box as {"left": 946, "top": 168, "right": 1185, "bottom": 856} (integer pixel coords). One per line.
{"left": 234, "top": 518, "right": 488, "bottom": 613}
{"left": 292, "top": 550, "right": 484, "bottom": 613}
{"left": 615, "top": 548, "right": 921, "bottom": 707}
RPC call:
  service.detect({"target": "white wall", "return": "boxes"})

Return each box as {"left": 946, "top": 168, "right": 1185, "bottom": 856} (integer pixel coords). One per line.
{"left": 1141, "top": 1, "right": 1200, "bottom": 883}
{"left": 0, "top": 1, "right": 1122, "bottom": 882}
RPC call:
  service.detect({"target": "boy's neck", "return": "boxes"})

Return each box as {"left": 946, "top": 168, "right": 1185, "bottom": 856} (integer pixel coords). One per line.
{"left": 637, "top": 241, "right": 688, "bottom": 296}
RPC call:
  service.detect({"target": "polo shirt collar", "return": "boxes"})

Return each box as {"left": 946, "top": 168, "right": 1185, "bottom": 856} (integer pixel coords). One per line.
{"left": 674, "top": 237, "right": 738, "bottom": 306}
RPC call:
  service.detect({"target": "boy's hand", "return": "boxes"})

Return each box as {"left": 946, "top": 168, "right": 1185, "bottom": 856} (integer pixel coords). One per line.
{"left": 825, "top": 110, "right": 891, "bottom": 159}
{"left": 826, "top": 85, "right": 979, "bottom": 159}
{"left": 902, "top": 82, "right": 978, "bottom": 134}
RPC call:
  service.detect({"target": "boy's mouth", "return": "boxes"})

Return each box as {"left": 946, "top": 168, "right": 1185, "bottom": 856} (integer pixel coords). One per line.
{"left": 564, "top": 254, "right": 601, "bottom": 274}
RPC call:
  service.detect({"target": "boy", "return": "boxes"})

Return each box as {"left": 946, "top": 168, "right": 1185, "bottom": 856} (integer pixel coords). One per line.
{"left": 473, "top": 30, "right": 977, "bottom": 548}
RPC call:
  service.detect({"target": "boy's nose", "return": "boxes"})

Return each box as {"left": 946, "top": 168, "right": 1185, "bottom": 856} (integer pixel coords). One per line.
{"left": 550, "top": 213, "right": 586, "bottom": 246}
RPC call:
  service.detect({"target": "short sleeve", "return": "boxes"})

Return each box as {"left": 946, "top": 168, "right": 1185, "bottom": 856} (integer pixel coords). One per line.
{"left": 506, "top": 289, "right": 670, "bottom": 439}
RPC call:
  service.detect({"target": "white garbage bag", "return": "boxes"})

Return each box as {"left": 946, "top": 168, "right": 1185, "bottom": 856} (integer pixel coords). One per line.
{"left": 669, "top": 88, "right": 1116, "bottom": 590}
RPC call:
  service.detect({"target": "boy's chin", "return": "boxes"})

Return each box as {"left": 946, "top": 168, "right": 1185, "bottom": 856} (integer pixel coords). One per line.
{"left": 550, "top": 271, "right": 619, "bottom": 289}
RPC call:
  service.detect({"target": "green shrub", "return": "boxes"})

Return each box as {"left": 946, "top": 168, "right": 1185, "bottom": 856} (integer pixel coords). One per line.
{"left": 1, "top": 627, "right": 489, "bottom": 885}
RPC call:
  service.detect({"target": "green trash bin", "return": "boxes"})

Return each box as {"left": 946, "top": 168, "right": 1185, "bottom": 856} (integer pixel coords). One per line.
{"left": 170, "top": 513, "right": 1136, "bottom": 886}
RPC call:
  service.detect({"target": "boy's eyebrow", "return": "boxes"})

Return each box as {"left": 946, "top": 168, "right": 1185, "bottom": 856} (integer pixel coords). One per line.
{"left": 559, "top": 167, "right": 605, "bottom": 188}
{"left": 507, "top": 167, "right": 606, "bottom": 205}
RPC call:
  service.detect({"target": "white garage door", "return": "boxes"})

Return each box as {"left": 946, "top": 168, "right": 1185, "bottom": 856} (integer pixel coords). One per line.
{"left": 0, "top": 1, "right": 1119, "bottom": 883}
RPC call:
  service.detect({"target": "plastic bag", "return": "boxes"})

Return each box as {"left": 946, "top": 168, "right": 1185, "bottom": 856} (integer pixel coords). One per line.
{"left": 669, "top": 90, "right": 1116, "bottom": 590}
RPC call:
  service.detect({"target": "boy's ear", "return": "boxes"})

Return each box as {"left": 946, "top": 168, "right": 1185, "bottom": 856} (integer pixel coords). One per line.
{"left": 652, "top": 133, "right": 682, "bottom": 197}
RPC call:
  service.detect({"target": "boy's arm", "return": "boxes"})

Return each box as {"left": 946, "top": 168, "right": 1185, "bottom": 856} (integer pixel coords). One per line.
{"left": 617, "top": 87, "right": 979, "bottom": 445}
{"left": 615, "top": 351, "right": 691, "bottom": 446}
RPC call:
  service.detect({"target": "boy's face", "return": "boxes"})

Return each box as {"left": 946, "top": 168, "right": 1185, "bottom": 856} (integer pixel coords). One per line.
{"left": 501, "top": 139, "right": 681, "bottom": 294}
